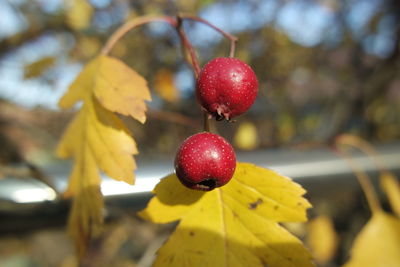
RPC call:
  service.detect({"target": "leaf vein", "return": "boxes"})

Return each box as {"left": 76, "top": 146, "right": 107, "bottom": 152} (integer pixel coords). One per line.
{"left": 217, "top": 189, "right": 229, "bottom": 267}
{"left": 221, "top": 195, "right": 301, "bottom": 267}
{"left": 88, "top": 103, "right": 130, "bottom": 180}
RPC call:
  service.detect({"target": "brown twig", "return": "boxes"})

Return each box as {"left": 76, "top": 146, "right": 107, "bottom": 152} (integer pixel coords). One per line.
{"left": 0, "top": 163, "right": 60, "bottom": 195}
{"left": 174, "top": 15, "right": 206, "bottom": 130}
{"left": 180, "top": 14, "right": 238, "bottom": 57}
{"left": 101, "top": 15, "right": 177, "bottom": 56}
{"left": 175, "top": 16, "right": 201, "bottom": 77}
{"left": 147, "top": 108, "right": 200, "bottom": 128}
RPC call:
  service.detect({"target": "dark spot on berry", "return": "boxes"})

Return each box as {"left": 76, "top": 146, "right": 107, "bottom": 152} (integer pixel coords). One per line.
{"left": 198, "top": 179, "right": 217, "bottom": 190}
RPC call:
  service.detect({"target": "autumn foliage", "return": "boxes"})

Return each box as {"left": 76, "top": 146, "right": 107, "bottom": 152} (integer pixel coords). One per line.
{"left": 55, "top": 12, "right": 400, "bottom": 267}
{"left": 139, "top": 163, "right": 312, "bottom": 266}
{"left": 57, "top": 55, "right": 151, "bottom": 255}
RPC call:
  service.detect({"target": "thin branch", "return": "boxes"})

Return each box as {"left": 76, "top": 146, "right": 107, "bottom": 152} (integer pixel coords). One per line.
{"left": 101, "top": 15, "right": 177, "bottom": 56}
{"left": 180, "top": 14, "right": 238, "bottom": 57}
{"left": 147, "top": 108, "right": 200, "bottom": 129}
{"left": 175, "top": 16, "right": 201, "bottom": 77}
{"left": 0, "top": 163, "right": 60, "bottom": 195}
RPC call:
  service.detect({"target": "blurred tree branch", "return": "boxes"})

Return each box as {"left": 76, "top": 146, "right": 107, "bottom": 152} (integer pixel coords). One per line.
{"left": 0, "top": 14, "right": 74, "bottom": 57}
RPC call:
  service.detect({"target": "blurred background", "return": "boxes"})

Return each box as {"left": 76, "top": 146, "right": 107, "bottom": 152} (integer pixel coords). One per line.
{"left": 0, "top": 0, "right": 399, "bottom": 266}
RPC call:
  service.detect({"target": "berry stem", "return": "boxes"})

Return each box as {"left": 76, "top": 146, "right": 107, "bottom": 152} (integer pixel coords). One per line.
{"left": 229, "top": 41, "right": 236, "bottom": 58}
{"left": 203, "top": 112, "right": 210, "bottom": 132}
{"left": 175, "top": 16, "right": 201, "bottom": 77}
{"left": 180, "top": 14, "right": 238, "bottom": 57}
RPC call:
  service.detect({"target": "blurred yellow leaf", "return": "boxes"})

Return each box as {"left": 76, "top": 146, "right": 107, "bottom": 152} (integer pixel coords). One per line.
{"left": 66, "top": 0, "right": 93, "bottom": 30}
{"left": 307, "top": 215, "right": 338, "bottom": 265}
{"left": 278, "top": 113, "right": 295, "bottom": 143}
{"left": 58, "top": 55, "right": 148, "bottom": 256}
{"left": 58, "top": 98, "right": 137, "bottom": 186}
{"left": 57, "top": 97, "right": 137, "bottom": 255}
{"left": 59, "top": 58, "right": 96, "bottom": 107}
{"left": 139, "top": 163, "right": 314, "bottom": 267}
{"left": 93, "top": 56, "right": 151, "bottom": 123}
{"left": 234, "top": 121, "right": 259, "bottom": 150}
{"left": 343, "top": 211, "right": 400, "bottom": 267}
{"left": 154, "top": 69, "right": 180, "bottom": 103}
{"left": 300, "top": 113, "right": 321, "bottom": 134}
{"left": 74, "top": 37, "right": 102, "bottom": 59}
{"left": 282, "top": 222, "right": 306, "bottom": 238}
{"left": 61, "top": 255, "right": 79, "bottom": 267}
{"left": 380, "top": 172, "right": 400, "bottom": 217}
{"left": 24, "top": 56, "right": 55, "bottom": 79}
{"left": 60, "top": 55, "right": 151, "bottom": 123}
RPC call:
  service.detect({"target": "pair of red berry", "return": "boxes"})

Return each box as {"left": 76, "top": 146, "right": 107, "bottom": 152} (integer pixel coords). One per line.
{"left": 175, "top": 57, "right": 258, "bottom": 191}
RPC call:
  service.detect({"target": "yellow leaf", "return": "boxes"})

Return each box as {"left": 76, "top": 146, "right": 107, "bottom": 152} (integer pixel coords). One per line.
{"left": 234, "top": 121, "right": 259, "bottom": 150}
{"left": 57, "top": 55, "right": 147, "bottom": 255}
{"left": 93, "top": 56, "right": 151, "bottom": 123}
{"left": 139, "top": 163, "right": 314, "bottom": 267}
{"left": 58, "top": 111, "right": 103, "bottom": 256}
{"left": 343, "top": 211, "right": 400, "bottom": 267}
{"left": 66, "top": 0, "right": 93, "bottom": 30}
{"left": 380, "top": 172, "right": 400, "bottom": 217}
{"left": 58, "top": 57, "right": 98, "bottom": 109}
{"left": 24, "top": 56, "right": 55, "bottom": 79}
{"left": 67, "top": 176, "right": 104, "bottom": 257}
{"left": 57, "top": 97, "right": 137, "bottom": 255}
{"left": 78, "top": 37, "right": 101, "bottom": 58}
{"left": 307, "top": 215, "right": 338, "bottom": 264}
{"left": 278, "top": 113, "right": 295, "bottom": 143}
{"left": 154, "top": 69, "right": 180, "bottom": 103}
{"left": 59, "top": 55, "right": 151, "bottom": 123}
{"left": 58, "top": 96, "right": 137, "bottom": 187}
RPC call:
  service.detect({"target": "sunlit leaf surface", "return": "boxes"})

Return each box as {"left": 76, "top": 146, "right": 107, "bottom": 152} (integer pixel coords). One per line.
{"left": 139, "top": 163, "right": 314, "bottom": 267}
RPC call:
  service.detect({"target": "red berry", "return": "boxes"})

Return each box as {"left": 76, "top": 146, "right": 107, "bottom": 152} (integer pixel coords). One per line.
{"left": 174, "top": 132, "right": 236, "bottom": 191}
{"left": 196, "top": 57, "right": 258, "bottom": 120}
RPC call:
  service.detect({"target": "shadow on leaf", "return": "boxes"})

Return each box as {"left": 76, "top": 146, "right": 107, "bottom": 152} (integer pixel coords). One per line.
{"left": 68, "top": 185, "right": 104, "bottom": 258}
{"left": 155, "top": 173, "right": 206, "bottom": 206}
{"left": 154, "top": 225, "right": 314, "bottom": 267}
